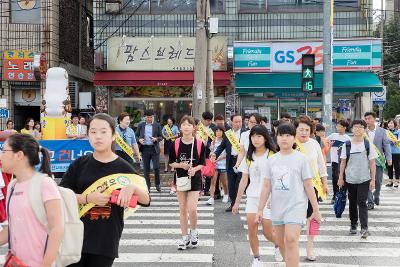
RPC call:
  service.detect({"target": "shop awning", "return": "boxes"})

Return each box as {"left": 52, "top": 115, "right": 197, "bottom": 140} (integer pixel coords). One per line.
{"left": 235, "top": 72, "right": 383, "bottom": 94}
{"left": 94, "top": 71, "right": 231, "bottom": 87}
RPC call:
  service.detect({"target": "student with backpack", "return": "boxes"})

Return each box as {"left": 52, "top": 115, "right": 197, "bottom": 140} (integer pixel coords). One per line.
{"left": 169, "top": 115, "right": 206, "bottom": 250}
{"left": 256, "top": 123, "right": 321, "bottom": 267}
{"left": 338, "top": 120, "right": 377, "bottom": 239}
{"left": 232, "top": 125, "right": 282, "bottom": 266}
{"left": 0, "top": 134, "right": 64, "bottom": 267}
{"left": 60, "top": 113, "right": 151, "bottom": 267}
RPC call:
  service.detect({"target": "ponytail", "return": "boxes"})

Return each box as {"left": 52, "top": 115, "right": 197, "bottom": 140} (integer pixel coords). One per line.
{"left": 39, "top": 147, "right": 52, "bottom": 178}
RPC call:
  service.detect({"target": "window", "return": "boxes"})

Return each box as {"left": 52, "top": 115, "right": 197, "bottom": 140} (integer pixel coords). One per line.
{"left": 122, "top": 0, "right": 151, "bottom": 14}
{"left": 210, "top": 0, "right": 225, "bottom": 14}
{"left": 267, "top": 0, "right": 359, "bottom": 11}
{"left": 150, "top": 0, "right": 196, "bottom": 14}
{"left": 10, "top": 0, "right": 41, "bottom": 24}
{"left": 238, "top": 0, "right": 267, "bottom": 13}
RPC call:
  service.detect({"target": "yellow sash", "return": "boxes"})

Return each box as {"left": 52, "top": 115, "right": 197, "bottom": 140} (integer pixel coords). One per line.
{"left": 70, "top": 124, "right": 77, "bottom": 135}
{"left": 164, "top": 125, "right": 176, "bottom": 141}
{"left": 246, "top": 150, "right": 274, "bottom": 168}
{"left": 364, "top": 133, "right": 386, "bottom": 169}
{"left": 197, "top": 122, "right": 208, "bottom": 142}
{"left": 116, "top": 133, "right": 136, "bottom": 163}
{"left": 79, "top": 173, "right": 147, "bottom": 218}
{"left": 206, "top": 127, "right": 215, "bottom": 141}
{"left": 295, "top": 140, "right": 327, "bottom": 201}
{"left": 387, "top": 130, "right": 400, "bottom": 149}
{"left": 225, "top": 129, "right": 241, "bottom": 154}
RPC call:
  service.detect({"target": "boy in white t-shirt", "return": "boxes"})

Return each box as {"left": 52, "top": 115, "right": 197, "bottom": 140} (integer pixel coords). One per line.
{"left": 338, "top": 119, "right": 377, "bottom": 239}
{"left": 327, "top": 120, "right": 351, "bottom": 203}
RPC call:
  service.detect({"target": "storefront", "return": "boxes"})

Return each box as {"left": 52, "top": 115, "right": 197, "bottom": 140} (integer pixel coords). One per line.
{"left": 95, "top": 36, "right": 230, "bottom": 126}
{"left": 233, "top": 39, "right": 383, "bottom": 122}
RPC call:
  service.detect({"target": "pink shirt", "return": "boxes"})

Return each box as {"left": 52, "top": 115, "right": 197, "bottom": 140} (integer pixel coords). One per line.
{"left": 8, "top": 177, "right": 61, "bottom": 267}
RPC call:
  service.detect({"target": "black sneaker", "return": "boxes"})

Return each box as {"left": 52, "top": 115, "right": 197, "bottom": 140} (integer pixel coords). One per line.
{"left": 225, "top": 206, "right": 232, "bottom": 212}
{"left": 367, "top": 203, "right": 374, "bottom": 210}
{"left": 361, "top": 229, "right": 370, "bottom": 239}
{"left": 386, "top": 183, "right": 393, "bottom": 187}
{"left": 349, "top": 225, "right": 357, "bottom": 235}
{"left": 374, "top": 198, "right": 380, "bottom": 206}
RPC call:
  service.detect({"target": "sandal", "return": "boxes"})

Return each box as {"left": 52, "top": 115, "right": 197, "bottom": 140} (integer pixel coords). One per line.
{"left": 306, "top": 255, "right": 316, "bottom": 261}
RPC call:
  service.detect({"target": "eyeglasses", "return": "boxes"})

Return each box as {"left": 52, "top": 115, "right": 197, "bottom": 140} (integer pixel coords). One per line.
{"left": 0, "top": 149, "right": 13, "bottom": 153}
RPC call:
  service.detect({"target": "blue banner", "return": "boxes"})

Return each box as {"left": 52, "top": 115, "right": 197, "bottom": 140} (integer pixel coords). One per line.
{"left": 0, "top": 140, "right": 94, "bottom": 173}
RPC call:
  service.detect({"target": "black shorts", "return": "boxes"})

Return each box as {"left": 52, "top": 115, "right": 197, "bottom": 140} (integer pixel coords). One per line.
{"left": 307, "top": 188, "right": 319, "bottom": 218}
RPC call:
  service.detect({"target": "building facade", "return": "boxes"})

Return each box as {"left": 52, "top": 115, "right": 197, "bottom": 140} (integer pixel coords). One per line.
{"left": 93, "top": 0, "right": 378, "bottom": 124}
{"left": 0, "top": 0, "right": 94, "bottom": 130}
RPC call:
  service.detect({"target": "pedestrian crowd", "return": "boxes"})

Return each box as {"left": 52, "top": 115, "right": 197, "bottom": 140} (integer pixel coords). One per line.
{"left": 0, "top": 109, "right": 398, "bottom": 267}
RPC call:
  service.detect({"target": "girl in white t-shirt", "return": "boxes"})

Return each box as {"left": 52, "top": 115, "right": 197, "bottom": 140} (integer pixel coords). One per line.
{"left": 232, "top": 125, "right": 281, "bottom": 266}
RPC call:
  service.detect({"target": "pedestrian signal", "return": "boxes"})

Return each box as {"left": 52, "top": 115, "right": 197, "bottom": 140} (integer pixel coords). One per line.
{"left": 302, "top": 54, "right": 315, "bottom": 92}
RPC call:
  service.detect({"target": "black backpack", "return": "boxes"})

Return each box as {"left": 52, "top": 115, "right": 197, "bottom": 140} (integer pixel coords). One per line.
{"left": 338, "top": 139, "right": 370, "bottom": 168}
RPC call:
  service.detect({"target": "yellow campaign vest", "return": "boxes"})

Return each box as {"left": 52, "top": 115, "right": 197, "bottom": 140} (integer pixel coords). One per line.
{"left": 164, "top": 125, "right": 176, "bottom": 141}
{"left": 295, "top": 140, "right": 327, "bottom": 201}
{"left": 225, "top": 129, "right": 241, "bottom": 154}
{"left": 387, "top": 130, "right": 400, "bottom": 149}
{"left": 116, "top": 133, "right": 136, "bottom": 163}
{"left": 79, "top": 173, "right": 147, "bottom": 218}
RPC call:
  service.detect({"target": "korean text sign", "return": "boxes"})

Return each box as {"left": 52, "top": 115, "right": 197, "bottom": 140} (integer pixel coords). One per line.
{"left": 3, "top": 50, "right": 36, "bottom": 81}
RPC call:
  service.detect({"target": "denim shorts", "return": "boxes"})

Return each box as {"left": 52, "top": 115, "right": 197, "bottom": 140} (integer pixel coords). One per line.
{"left": 216, "top": 169, "right": 226, "bottom": 174}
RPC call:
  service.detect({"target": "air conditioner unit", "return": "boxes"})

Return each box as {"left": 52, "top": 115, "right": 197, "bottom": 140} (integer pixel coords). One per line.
{"left": 105, "top": 0, "right": 122, "bottom": 14}
{"left": 68, "top": 81, "right": 79, "bottom": 109}
{"left": 79, "top": 92, "right": 93, "bottom": 110}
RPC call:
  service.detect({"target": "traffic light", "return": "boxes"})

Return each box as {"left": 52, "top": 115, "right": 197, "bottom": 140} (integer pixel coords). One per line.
{"left": 302, "top": 54, "right": 315, "bottom": 92}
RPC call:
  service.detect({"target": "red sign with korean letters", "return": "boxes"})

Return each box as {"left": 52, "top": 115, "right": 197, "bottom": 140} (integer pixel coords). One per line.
{"left": 3, "top": 50, "right": 35, "bottom": 81}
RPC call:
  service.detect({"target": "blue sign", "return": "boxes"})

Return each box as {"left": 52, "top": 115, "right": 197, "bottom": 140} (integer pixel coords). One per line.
{"left": 0, "top": 139, "right": 94, "bottom": 172}
{"left": 0, "top": 109, "right": 9, "bottom": 119}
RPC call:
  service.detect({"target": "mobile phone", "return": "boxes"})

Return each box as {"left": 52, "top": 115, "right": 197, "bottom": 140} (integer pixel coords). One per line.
{"left": 233, "top": 166, "right": 238, "bottom": 173}
{"left": 109, "top": 190, "right": 138, "bottom": 208}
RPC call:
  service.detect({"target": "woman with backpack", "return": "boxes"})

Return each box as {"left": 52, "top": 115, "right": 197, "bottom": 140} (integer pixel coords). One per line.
{"left": 0, "top": 133, "right": 64, "bottom": 267}
{"left": 169, "top": 115, "right": 206, "bottom": 250}
{"left": 60, "top": 113, "right": 150, "bottom": 267}
{"left": 232, "top": 125, "right": 282, "bottom": 266}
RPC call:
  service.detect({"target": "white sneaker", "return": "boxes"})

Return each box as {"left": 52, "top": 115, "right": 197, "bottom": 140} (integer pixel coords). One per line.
{"left": 222, "top": 195, "right": 229, "bottom": 203}
{"left": 251, "top": 258, "right": 263, "bottom": 267}
{"left": 189, "top": 229, "right": 199, "bottom": 248}
{"left": 220, "top": 188, "right": 224, "bottom": 196}
{"left": 177, "top": 235, "right": 190, "bottom": 250}
{"left": 206, "top": 197, "right": 215, "bottom": 205}
{"left": 274, "top": 247, "right": 283, "bottom": 262}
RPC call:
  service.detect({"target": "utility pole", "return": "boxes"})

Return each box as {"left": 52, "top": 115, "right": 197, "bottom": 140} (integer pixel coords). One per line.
{"left": 322, "top": 0, "right": 333, "bottom": 135}
{"left": 206, "top": 7, "right": 214, "bottom": 114}
{"left": 192, "top": 0, "right": 207, "bottom": 119}
{"left": 379, "top": 0, "right": 384, "bottom": 121}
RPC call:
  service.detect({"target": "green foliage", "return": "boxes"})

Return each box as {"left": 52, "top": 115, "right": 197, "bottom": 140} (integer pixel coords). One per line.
{"left": 124, "top": 106, "right": 142, "bottom": 128}
{"left": 383, "top": 80, "right": 400, "bottom": 120}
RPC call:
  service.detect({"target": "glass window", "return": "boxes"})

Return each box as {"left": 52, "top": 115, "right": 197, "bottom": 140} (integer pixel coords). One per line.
{"left": 210, "top": 0, "right": 225, "bottom": 14}
{"left": 268, "top": 0, "right": 358, "bottom": 10}
{"left": 238, "top": 0, "right": 267, "bottom": 13}
{"left": 10, "top": 0, "right": 41, "bottom": 24}
{"left": 150, "top": 0, "right": 196, "bottom": 14}
{"left": 123, "top": 0, "right": 151, "bottom": 14}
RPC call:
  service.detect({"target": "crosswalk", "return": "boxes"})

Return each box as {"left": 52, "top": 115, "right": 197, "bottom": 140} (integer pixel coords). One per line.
{"left": 238, "top": 183, "right": 400, "bottom": 266}
{"left": 114, "top": 187, "right": 215, "bottom": 266}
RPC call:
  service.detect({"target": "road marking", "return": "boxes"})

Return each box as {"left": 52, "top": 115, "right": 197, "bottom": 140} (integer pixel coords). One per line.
{"left": 114, "top": 253, "right": 213, "bottom": 263}
{"left": 119, "top": 239, "right": 214, "bottom": 246}
{"left": 258, "top": 247, "right": 400, "bottom": 257}
{"left": 244, "top": 225, "right": 400, "bottom": 232}
{"left": 139, "top": 206, "right": 214, "bottom": 211}
{"left": 251, "top": 235, "right": 400, "bottom": 244}
{"left": 240, "top": 216, "right": 400, "bottom": 223}
{"left": 123, "top": 228, "right": 214, "bottom": 235}
{"left": 133, "top": 212, "right": 214, "bottom": 217}
{"left": 124, "top": 219, "right": 214, "bottom": 225}
{"left": 148, "top": 201, "right": 208, "bottom": 206}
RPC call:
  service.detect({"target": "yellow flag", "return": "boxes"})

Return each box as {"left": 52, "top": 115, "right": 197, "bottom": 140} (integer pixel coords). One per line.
{"left": 295, "top": 140, "right": 327, "bottom": 201}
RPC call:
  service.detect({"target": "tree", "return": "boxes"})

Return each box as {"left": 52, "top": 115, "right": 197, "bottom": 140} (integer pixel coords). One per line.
{"left": 383, "top": 80, "right": 400, "bottom": 120}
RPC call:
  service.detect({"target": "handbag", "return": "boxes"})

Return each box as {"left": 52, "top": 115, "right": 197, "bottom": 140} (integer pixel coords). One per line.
{"left": 176, "top": 138, "right": 195, "bottom": 192}
{"left": 3, "top": 185, "right": 27, "bottom": 267}
{"left": 334, "top": 188, "right": 347, "bottom": 218}
{"left": 201, "top": 159, "right": 216, "bottom": 177}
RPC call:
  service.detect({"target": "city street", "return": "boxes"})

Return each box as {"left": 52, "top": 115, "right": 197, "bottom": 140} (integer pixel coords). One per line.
{"left": 47, "top": 180, "right": 399, "bottom": 267}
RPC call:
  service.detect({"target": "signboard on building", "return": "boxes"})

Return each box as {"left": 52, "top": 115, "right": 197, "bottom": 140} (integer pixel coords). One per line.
{"left": 3, "top": 50, "right": 35, "bottom": 81}
{"left": 107, "top": 36, "right": 227, "bottom": 71}
{"left": 234, "top": 39, "right": 382, "bottom": 72}
{"left": 0, "top": 109, "right": 9, "bottom": 119}
{"left": 372, "top": 86, "right": 386, "bottom": 104}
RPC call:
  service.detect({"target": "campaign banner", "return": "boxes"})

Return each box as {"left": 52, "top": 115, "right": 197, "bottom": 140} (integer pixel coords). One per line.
{"left": 0, "top": 139, "right": 94, "bottom": 173}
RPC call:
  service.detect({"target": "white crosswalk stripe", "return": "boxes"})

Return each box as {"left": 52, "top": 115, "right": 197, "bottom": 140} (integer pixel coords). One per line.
{"left": 239, "top": 182, "right": 400, "bottom": 266}
{"left": 115, "top": 187, "right": 215, "bottom": 266}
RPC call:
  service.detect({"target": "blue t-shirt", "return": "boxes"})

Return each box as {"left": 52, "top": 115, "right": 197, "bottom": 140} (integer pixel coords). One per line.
{"left": 115, "top": 126, "right": 137, "bottom": 151}
{"left": 389, "top": 129, "right": 400, "bottom": 154}
{"left": 162, "top": 125, "right": 179, "bottom": 140}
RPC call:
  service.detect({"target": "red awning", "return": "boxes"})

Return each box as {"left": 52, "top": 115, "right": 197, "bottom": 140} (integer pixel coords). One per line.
{"left": 94, "top": 71, "right": 231, "bottom": 87}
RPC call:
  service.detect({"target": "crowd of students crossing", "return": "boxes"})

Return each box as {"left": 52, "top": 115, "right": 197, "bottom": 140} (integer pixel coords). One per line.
{"left": 0, "top": 109, "right": 398, "bottom": 267}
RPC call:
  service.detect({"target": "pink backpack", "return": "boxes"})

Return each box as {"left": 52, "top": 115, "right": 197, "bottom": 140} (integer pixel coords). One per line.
{"left": 174, "top": 137, "right": 202, "bottom": 159}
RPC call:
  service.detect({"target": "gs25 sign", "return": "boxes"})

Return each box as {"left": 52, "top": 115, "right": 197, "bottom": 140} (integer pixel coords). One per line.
{"left": 271, "top": 42, "right": 324, "bottom": 72}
